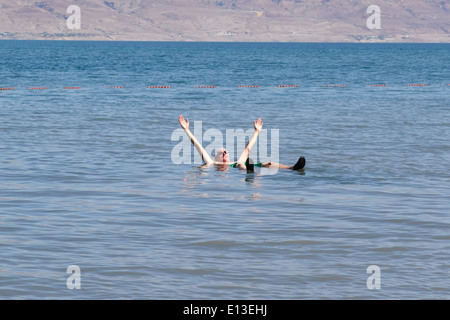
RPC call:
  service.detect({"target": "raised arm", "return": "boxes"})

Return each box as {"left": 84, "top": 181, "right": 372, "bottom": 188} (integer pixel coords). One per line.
{"left": 237, "top": 118, "right": 263, "bottom": 164}
{"left": 178, "top": 115, "right": 214, "bottom": 165}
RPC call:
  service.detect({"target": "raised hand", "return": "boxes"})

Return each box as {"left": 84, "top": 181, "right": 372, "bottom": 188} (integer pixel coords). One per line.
{"left": 178, "top": 115, "right": 214, "bottom": 164}
{"left": 179, "top": 115, "right": 189, "bottom": 130}
{"left": 253, "top": 118, "right": 263, "bottom": 132}
{"left": 237, "top": 118, "right": 263, "bottom": 164}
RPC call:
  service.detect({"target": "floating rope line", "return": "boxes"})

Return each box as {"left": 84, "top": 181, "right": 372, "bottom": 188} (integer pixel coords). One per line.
{"left": 1, "top": 83, "right": 448, "bottom": 91}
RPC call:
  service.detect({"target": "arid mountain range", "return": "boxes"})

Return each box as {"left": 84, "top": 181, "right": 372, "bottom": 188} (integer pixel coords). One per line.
{"left": 0, "top": 0, "right": 448, "bottom": 42}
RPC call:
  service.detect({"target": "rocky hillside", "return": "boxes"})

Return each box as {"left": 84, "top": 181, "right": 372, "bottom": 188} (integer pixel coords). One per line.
{"left": 0, "top": 0, "right": 448, "bottom": 41}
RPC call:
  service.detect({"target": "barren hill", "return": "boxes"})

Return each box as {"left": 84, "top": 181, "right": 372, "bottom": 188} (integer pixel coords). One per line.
{"left": 0, "top": 0, "right": 448, "bottom": 42}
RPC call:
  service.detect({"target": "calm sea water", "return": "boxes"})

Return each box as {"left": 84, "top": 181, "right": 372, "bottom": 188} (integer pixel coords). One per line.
{"left": 0, "top": 41, "right": 449, "bottom": 299}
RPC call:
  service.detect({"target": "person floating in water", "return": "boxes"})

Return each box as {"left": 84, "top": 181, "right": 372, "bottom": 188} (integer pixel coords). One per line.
{"left": 178, "top": 115, "right": 306, "bottom": 172}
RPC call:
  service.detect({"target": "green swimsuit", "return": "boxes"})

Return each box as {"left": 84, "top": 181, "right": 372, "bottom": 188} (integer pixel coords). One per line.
{"left": 229, "top": 162, "right": 262, "bottom": 168}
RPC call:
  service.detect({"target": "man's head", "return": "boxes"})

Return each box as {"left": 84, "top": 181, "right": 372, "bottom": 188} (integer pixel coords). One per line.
{"left": 215, "top": 148, "right": 230, "bottom": 163}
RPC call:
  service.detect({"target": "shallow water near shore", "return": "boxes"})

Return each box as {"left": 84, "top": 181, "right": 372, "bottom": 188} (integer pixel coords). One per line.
{"left": 0, "top": 41, "right": 449, "bottom": 299}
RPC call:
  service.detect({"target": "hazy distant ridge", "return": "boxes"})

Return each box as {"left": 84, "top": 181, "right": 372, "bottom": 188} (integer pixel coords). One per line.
{"left": 0, "top": 0, "right": 448, "bottom": 42}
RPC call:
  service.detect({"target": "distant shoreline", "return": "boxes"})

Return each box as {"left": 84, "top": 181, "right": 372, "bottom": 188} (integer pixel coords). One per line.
{"left": 1, "top": 1, "right": 448, "bottom": 44}
{"left": 0, "top": 39, "right": 449, "bottom": 44}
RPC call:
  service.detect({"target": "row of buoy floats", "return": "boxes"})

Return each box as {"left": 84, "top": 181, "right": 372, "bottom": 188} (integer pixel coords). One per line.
{"left": 1, "top": 84, "right": 448, "bottom": 90}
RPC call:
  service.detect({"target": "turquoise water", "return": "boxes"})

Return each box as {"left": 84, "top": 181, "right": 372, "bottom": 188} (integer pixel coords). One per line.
{"left": 0, "top": 41, "right": 449, "bottom": 299}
